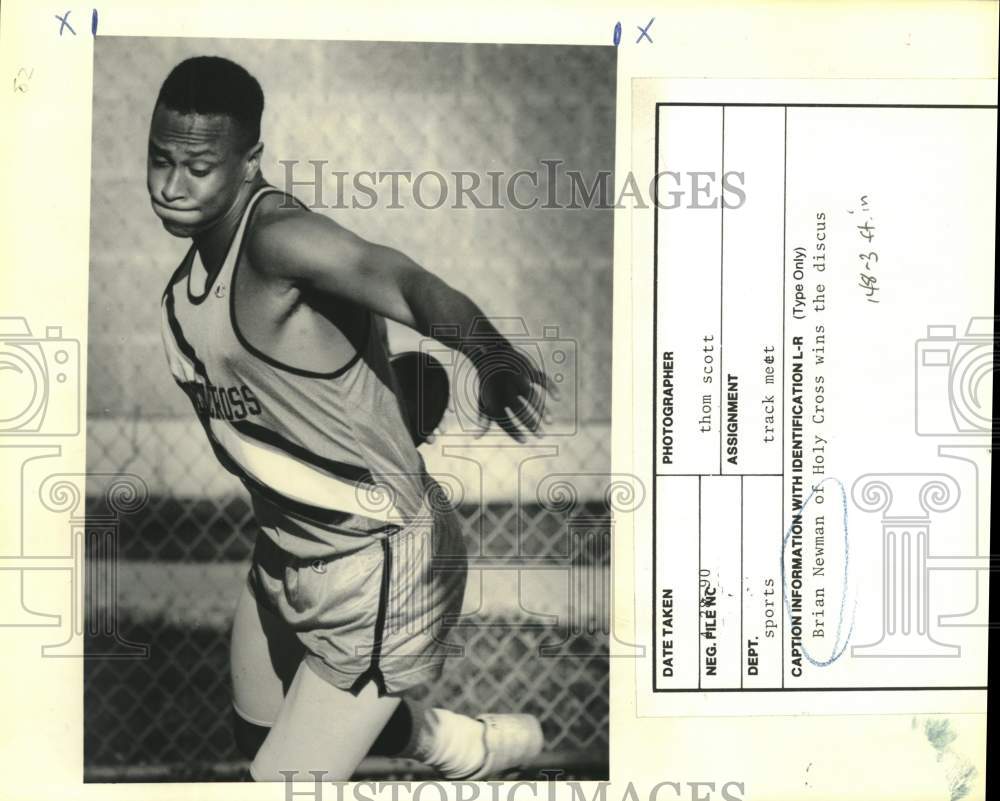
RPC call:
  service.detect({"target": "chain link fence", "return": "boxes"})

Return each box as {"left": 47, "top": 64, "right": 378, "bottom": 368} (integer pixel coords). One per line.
{"left": 85, "top": 37, "right": 615, "bottom": 780}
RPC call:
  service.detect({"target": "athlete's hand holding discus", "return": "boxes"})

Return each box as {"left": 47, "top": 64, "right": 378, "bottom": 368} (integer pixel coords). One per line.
{"left": 467, "top": 339, "right": 559, "bottom": 443}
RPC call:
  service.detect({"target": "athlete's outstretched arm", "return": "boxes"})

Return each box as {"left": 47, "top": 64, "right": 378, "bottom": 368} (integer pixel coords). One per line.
{"left": 248, "top": 211, "right": 555, "bottom": 441}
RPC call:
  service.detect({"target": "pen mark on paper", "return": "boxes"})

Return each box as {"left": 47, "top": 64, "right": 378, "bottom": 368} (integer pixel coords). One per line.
{"left": 55, "top": 10, "right": 76, "bottom": 36}
{"left": 781, "top": 476, "right": 857, "bottom": 667}
{"left": 636, "top": 17, "right": 655, "bottom": 44}
{"left": 13, "top": 67, "right": 33, "bottom": 94}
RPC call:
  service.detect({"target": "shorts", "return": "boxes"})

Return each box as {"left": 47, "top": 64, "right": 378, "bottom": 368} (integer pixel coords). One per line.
{"left": 247, "top": 497, "right": 468, "bottom": 696}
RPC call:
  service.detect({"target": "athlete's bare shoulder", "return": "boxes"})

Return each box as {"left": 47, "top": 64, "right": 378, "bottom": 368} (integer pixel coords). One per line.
{"left": 242, "top": 189, "right": 421, "bottom": 324}
{"left": 246, "top": 198, "right": 365, "bottom": 286}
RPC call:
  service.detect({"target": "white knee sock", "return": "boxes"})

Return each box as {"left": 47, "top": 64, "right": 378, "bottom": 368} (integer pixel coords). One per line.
{"left": 408, "top": 708, "right": 486, "bottom": 779}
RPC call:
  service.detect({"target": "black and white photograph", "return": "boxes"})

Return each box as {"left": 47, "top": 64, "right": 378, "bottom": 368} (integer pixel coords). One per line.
{"left": 83, "top": 37, "right": 616, "bottom": 782}
{"left": 6, "top": 4, "right": 994, "bottom": 800}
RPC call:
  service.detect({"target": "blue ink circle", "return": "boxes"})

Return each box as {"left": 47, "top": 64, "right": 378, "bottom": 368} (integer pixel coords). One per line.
{"left": 780, "top": 476, "right": 857, "bottom": 668}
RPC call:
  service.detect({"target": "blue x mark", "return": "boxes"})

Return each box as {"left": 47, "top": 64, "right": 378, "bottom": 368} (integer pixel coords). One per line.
{"left": 55, "top": 9, "right": 76, "bottom": 35}
{"left": 636, "top": 17, "right": 654, "bottom": 44}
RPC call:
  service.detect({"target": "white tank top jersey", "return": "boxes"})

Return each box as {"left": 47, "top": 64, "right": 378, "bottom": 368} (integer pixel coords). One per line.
{"left": 160, "top": 186, "right": 429, "bottom": 559}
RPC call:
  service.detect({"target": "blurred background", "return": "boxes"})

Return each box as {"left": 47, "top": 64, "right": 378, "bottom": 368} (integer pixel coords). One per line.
{"left": 85, "top": 37, "right": 615, "bottom": 781}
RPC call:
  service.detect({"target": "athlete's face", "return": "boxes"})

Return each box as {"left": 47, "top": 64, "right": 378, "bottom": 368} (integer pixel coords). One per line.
{"left": 147, "top": 106, "right": 259, "bottom": 238}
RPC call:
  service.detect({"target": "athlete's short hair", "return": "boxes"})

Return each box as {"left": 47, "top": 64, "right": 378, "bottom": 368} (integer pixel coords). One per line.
{"left": 155, "top": 56, "right": 264, "bottom": 149}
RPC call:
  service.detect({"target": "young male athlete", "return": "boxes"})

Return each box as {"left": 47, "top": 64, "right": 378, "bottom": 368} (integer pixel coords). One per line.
{"left": 152, "top": 56, "right": 552, "bottom": 781}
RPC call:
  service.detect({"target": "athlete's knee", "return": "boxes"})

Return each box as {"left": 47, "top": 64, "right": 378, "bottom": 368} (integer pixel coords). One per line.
{"left": 233, "top": 708, "right": 270, "bottom": 761}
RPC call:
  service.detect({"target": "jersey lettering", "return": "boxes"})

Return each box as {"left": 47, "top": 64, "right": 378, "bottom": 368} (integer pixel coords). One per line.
{"left": 180, "top": 379, "right": 263, "bottom": 422}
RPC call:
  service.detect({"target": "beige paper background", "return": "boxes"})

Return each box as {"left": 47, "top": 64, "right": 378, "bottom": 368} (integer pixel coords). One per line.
{"left": 1, "top": 1, "right": 996, "bottom": 799}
